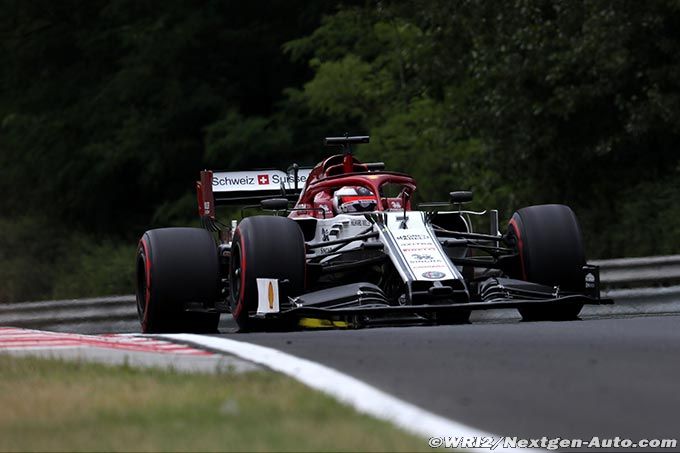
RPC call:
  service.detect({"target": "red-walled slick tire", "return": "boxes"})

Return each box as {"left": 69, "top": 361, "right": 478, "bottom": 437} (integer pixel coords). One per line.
{"left": 136, "top": 227, "right": 220, "bottom": 333}
{"left": 507, "top": 204, "right": 586, "bottom": 321}
{"left": 230, "top": 216, "right": 306, "bottom": 331}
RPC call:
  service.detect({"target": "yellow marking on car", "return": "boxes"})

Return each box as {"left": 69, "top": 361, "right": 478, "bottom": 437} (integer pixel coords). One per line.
{"left": 268, "top": 282, "right": 274, "bottom": 309}
{"left": 298, "top": 318, "right": 350, "bottom": 329}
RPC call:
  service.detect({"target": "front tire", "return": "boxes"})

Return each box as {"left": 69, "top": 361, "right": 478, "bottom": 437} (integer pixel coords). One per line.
{"left": 136, "top": 227, "right": 221, "bottom": 333}
{"left": 230, "top": 216, "right": 306, "bottom": 331}
{"left": 507, "top": 204, "right": 586, "bottom": 321}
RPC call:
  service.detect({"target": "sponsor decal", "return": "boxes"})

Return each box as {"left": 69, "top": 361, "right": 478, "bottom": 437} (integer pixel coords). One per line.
{"left": 213, "top": 175, "right": 255, "bottom": 186}
{"left": 211, "top": 169, "right": 311, "bottom": 192}
{"left": 268, "top": 282, "right": 275, "bottom": 309}
{"left": 422, "top": 271, "right": 446, "bottom": 279}
{"left": 271, "top": 173, "right": 307, "bottom": 185}
{"left": 395, "top": 234, "right": 429, "bottom": 241}
{"left": 412, "top": 254, "right": 434, "bottom": 261}
{"left": 585, "top": 272, "right": 595, "bottom": 289}
{"left": 402, "top": 247, "right": 437, "bottom": 252}
{"left": 256, "top": 278, "right": 279, "bottom": 314}
{"left": 321, "top": 228, "right": 330, "bottom": 242}
{"left": 383, "top": 212, "right": 460, "bottom": 282}
{"left": 212, "top": 173, "right": 310, "bottom": 188}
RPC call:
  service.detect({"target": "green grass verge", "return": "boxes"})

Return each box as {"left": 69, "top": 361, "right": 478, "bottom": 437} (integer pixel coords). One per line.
{"left": 0, "top": 354, "right": 428, "bottom": 452}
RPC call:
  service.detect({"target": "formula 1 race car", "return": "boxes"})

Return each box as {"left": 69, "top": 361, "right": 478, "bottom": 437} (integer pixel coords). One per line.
{"left": 135, "top": 135, "right": 609, "bottom": 333}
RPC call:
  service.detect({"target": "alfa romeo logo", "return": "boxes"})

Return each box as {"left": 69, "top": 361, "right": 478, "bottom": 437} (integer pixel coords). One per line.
{"left": 421, "top": 271, "right": 446, "bottom": 279}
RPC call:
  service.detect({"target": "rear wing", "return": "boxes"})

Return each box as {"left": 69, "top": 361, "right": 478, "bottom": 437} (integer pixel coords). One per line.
{"left": 196, "top": 167, "right": 312, "bottom": 220}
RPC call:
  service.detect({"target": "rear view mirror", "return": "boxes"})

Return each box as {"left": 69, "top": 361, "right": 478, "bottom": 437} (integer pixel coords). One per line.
{"left": 450, "top": 191, "right": 473, "bottom": 204}
{"left": 261, "top": 198, "right": 289, "bottom": 210}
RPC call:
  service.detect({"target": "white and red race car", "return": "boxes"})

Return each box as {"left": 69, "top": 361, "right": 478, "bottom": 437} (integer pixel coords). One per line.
{"left": 135, "top": 135, "right": 608, "bottom": 332}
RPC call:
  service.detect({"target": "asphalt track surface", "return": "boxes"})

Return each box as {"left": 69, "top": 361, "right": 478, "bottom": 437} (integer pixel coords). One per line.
{"left": 216, "top": 314, "right": 680, "bottom": 441}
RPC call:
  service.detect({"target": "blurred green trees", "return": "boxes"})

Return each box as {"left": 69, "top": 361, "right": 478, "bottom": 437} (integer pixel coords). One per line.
{"left": 288, "top": 0, "right": 680, "bottom": 258}
{"left": 2, "top": 0, "right": 680, "bottom": 301}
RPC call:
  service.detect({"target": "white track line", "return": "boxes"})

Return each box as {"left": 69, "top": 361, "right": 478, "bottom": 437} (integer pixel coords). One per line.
{"left": 163, "top": 334, "right": 530, "bottom": 452}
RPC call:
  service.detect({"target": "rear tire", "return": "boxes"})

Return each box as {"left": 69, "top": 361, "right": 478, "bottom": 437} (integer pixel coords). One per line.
{"left": 507, "top": 204, "right": 586, "bottom": 321}
{"left": 136, "top": 227, "right": 220, "bottom": 333}
{"left": 230, "top": 216, "right": 306, "bottom": 331}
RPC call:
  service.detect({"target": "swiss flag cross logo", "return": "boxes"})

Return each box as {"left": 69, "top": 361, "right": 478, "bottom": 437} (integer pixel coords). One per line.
{"left": 257, "top": 174, "right": 270, "bottom": 185}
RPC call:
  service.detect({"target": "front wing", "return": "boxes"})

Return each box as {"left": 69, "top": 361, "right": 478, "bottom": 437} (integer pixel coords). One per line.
{"left": 253, "top": 293, "right": 612, "bottom": 327}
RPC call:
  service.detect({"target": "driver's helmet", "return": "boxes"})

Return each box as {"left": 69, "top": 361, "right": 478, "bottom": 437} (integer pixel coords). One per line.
{"left": 332, "top": 186, "right": 377, "bottom": 213}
